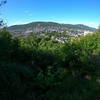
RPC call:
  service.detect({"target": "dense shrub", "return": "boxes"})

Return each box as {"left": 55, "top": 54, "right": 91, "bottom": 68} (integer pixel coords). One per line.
{"left": 0, "top": 30, "right": 100, "bottom": 99}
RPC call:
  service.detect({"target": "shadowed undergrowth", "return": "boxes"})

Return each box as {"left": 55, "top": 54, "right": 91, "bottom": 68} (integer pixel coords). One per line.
{"left": 0, "top": 29, "right": 100, "bottom": 100}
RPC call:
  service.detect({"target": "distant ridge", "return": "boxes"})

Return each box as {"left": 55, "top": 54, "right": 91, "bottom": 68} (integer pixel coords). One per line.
{"left": 8, "top": 21, "right": 96, "bottom": 36}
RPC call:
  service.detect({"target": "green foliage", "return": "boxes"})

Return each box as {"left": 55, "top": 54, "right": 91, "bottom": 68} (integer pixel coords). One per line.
{"left": 61, "top": 33, "right": 100, "bottom": 77}
{"left": 96, "top": 25, "right": 100, "bottom": 32}
{"left": 0, "top": 30, "right": 100, "bottom": 99}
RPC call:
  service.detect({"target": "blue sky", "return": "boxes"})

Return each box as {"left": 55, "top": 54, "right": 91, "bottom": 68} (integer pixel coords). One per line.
{"left": 1, "top": 0, "right": 100, "bottom": 28}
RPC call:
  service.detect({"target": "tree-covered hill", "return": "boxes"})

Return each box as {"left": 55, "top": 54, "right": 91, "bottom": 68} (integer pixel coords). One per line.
{"left": 8, "top": 22, "right": 96, "bottom": 36}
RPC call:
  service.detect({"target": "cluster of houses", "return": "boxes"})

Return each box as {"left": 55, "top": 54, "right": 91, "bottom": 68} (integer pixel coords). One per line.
{"left": 12, "top": 28, "right": 94, "bottom": 40}
{"left": 51, "top": 36, "right": 68, "bottom": 43}
{"left": 40, "top": 30, "right": 94, "bottom": 36}
{"left": 50, "top": 30, "right": 94, "bottom": 43}
{"left": 67, "top": 30, "right": 93, "bottom": 36}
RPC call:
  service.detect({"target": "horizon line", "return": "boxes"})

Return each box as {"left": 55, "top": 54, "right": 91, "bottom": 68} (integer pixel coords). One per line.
{"left": 8, "top": 21, "right": 98, "bottom": 29}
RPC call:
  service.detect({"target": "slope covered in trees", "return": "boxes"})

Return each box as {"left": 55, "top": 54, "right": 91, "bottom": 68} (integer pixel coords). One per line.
{"left": 8, "top": 22, "right": 96, "bottom": 36}
{"left": 0, "top": 29, "right": 100, "bottom": 100}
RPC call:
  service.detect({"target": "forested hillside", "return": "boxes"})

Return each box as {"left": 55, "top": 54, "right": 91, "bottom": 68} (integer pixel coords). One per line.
{"left": 8, "top": 22, "right": 96, "bottom": 37}
{"left": 0, "top": 29, "right": 100, "bottom": 100}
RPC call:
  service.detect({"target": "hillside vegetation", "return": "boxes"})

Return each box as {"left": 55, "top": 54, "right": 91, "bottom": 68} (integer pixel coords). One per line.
{"left": 8, "top": 22, "right": 96, "bottom": 37}
{"left": 0, "top": 29, "right": 100, "bottom": 100}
